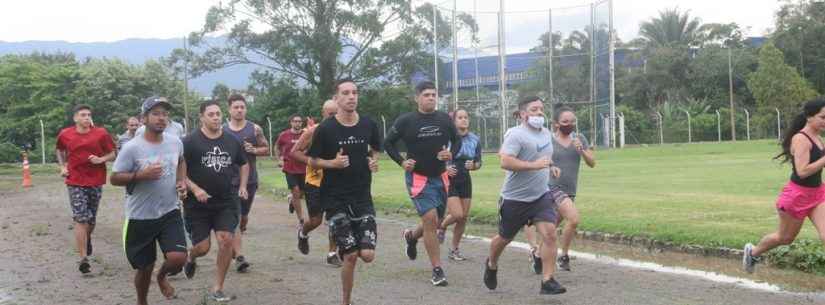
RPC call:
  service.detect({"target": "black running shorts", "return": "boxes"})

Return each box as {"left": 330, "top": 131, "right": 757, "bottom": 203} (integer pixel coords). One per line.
{"left": 124, "top": 209, "right": 187, "bottom": 270}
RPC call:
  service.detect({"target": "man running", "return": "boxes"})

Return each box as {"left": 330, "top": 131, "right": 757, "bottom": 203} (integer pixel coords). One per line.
{"left": 438, "top": 109, "right": 482, "bottom": 261}
{"left": 277, "top": 114, "right": 307, "bottom": 225}
{"left": 117, "top": 116, "right": 140, "bottom": 150}
{"left": 223, "top": 94, "right": 269, "bottom": 273}
{"left": 483, "top": 96, "right": 567, "bottom": 295}
{"left": 291, "top": 100, "right": 343, "bottom": 266}
{"left": 385, "top": 81, "right": 461, "bottom": 286}
{"left": 308, "top": 79, "right": 381, "bottom": 305}
{"left": 111, "top": 96, "right": 188, "bottom": 304}
{"left": 182, "top": 100, "right": 249, "bottom": 302}
{"left": 56, "top": 104, "right": 116, "bottom": 274}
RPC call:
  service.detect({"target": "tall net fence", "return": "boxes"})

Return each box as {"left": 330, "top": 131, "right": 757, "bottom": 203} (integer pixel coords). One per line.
{"left": 422, "top": 0, "right": 615, "bottom": 151}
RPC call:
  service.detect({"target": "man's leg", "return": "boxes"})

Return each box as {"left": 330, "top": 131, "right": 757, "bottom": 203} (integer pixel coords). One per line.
{"left": 157, "top": 252, "right": 186, "bottom": 299}
{"left": 291, "top": 185, "right": 305, "bottom": 223}
{"left": 74, "top": 223, "right": 90, "bottom": 257}
{"left": 341, "top": 252, "right": 358, "bottom": 305}
{"left": 134, "top": 264, "right": 154, "bottom": 305}
{"left": 535, "top": 221, "right": 559, "bottom": 282}
{"left": 418, "top": 209, "right": 441, "bottom": 268}
{"left": 213, "top": 231, "right": 235, "bottom": 293}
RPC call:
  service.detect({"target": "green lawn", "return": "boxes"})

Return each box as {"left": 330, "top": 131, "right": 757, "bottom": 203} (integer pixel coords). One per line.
{"left": 258, "top": 140, "right": 821, "bottom": 250}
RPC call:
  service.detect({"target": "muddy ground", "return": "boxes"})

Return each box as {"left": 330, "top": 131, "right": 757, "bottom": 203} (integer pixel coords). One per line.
{"left": 0, "top": 174, "right": 823, "bottom": 305}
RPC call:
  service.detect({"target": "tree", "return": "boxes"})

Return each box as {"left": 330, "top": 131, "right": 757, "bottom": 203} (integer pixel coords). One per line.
{"left": 747, "top": 43, "right": 818, "bottom": 125}
{"left": 175, "top": 0, "right": 476, "bottom": 100}
{"left": 772, "top": 0, "right": 825, "bottom": 93}
{"left": 639, "top": 8, "right": 702, "bottom": 48}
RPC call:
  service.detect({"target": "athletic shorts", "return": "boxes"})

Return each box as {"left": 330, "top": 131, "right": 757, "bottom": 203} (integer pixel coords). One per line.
{"left": 405, "top": 171, "right": 449, "bottom": 218}
{"left": 448, "top": 172, "right": 473, "bottom": 199}
{"left": 123, "top": 209, "right": 187, "bottom": 269}
{"left": 498, "top": 187, "right": 568, "bottom": 240}
{"left": 776, "top": 180, "right": 825, "bottom": 220}
{"left": 324, "top": 189, "right": 377, "bottom": 256}
{"left": 238, "top": 183, "right": 258, "bottom": 217}
{"left": 285, "top": 173, "right": 306, "bottom": 191}
{"left": 183, "top": 198, "right": 240, "bottom": 245}
{"left": 67, "top": 185, "right": 102, "bottom": 225}
{"left": 305, "top": 184, "right": 328, "bottom": 218}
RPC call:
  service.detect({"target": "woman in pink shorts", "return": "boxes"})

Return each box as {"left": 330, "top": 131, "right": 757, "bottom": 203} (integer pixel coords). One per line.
{"left": 743, "top": 99, "right": 825, "bottom": 273}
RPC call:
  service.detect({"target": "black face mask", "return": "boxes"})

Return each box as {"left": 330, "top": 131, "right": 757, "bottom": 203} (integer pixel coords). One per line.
{"left": 558, "top": 124, "right": 575, "bottom": 135}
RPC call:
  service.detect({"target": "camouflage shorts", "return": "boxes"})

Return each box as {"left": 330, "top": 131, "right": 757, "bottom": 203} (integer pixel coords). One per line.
{"left": 67, "top": 186, "right": 102, "bottom": 225}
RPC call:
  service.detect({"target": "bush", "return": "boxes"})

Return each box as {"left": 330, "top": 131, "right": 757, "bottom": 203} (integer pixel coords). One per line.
{"left": 765, "top": 239, "right": 825, "bottom": 275}
{"left": 0, "top": 142, "right": 22, "bottom": 163}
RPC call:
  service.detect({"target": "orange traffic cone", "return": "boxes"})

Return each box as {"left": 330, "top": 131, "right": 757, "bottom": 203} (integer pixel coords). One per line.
{"left": 21, "top": 152, "right": 32, "bottom": 188}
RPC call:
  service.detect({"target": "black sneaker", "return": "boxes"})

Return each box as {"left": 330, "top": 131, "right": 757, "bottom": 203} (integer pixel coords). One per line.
{"left": 557, "top": 254, "right": 571, "bottom": 271}
{"left": 298, "top": 227, "right": 309, "bottom": 255}
{"left": 403, "top": 229, "right": 417, "bottom": 260}
{"left": 235, "top": 255, "right": 251, "bottom": 273}
{"left": 483, "top": 258, "right": 497, "bottom": 290}
{"left": 531, "top": 253, "right": 542, "bottom": 275}
{"left": 326, "top": 252, "right": 342, "bottom": 267}
{"left": 743, "top": 243, "right": 761, "bottom": 274}
{"left": 184, "top": 259, "right": 197, "bottom": 279}
{"left": 431, "top": 267, "right": 448, "bottom": 287}
{"left": 78, "top": 257, "right": 91, "bottom": 274}
{"left": 540, "top": 278, "right": 567, "bottom": 295}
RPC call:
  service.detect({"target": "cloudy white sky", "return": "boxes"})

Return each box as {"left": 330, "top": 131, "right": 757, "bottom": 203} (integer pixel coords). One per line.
{"left": 1, "top": 0, "right": 779, "bottom": 51}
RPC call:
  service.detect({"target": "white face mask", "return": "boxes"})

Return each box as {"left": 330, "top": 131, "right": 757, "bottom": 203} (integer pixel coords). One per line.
{"left": 527, "top": 115, "right": 545, "bottom": 129}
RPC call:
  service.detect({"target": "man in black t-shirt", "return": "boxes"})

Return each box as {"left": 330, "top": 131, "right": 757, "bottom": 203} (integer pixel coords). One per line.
{"left": 308, "top": 79, "right": 381, "bottom": 305}
{"left": 384, "top": 81, "right": 461, "bottom": 287}
{"left": 182, "top": 100, "right": 249, "bottom": 302}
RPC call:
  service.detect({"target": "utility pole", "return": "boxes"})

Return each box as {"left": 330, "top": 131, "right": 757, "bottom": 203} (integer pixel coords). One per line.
{"left": 728, "top": 47, "right": 736, "bottom": 141}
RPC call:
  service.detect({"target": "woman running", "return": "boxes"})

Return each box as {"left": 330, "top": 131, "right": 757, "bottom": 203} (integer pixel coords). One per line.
{"left": 744, "top": 98, "right": 825, "bottom": 273}
{"left": 438, "top": 109, "right": 483, "bottom": 261}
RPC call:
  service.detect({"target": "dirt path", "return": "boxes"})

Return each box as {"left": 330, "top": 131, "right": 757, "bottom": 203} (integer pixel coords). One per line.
{"left": 0, "top": 175, "right": 823, "bottom": 305}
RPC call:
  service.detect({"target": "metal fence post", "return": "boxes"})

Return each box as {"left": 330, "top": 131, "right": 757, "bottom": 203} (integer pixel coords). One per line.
{"left": 775, "top": 108, "right": 781, "bottom": 140}
{"left": 743, "top": 109, "right": 750, "bottom": 141}
{"left": 681, "top": 109, "right": 691, "bottom": 143}
{"left": 657, "top": 111, "right": 664, "bottom": 145}
{"left": 715, "top": 110, "right": 721, "bottom": 142}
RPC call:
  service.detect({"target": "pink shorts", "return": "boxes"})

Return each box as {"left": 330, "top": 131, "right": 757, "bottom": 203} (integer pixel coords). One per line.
{"left": 775, "top": 181, "right": 825, "bottom": 220}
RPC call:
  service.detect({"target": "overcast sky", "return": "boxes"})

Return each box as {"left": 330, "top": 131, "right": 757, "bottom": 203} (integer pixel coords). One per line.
{"left": 1, "top": 0, "right": 780, "bottom": 51}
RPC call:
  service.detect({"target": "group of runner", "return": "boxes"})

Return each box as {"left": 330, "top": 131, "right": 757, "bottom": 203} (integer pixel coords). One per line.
{"left": 56, "top": 80, "right": 601, "bottom": 305}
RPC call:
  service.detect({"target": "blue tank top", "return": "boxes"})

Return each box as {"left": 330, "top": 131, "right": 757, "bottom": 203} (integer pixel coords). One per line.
{"left": 223, "top": 121, "right": 258, "bottom": 185}
{"left": 791, "top": 132, "right": 823, "bottom": 187}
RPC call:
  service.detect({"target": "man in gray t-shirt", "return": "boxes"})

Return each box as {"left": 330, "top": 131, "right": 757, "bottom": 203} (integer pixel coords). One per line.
{"left": 110, "top": 96, "right": 188, "bottom": 305}
{"left": 135, "top": 120, "right": 185, "bottom": 139}
{"left": 483, "top": 96, "right": 569, "bottom": 296}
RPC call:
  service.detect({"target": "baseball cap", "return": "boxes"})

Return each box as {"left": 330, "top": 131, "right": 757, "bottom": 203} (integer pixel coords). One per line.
{"left": 141, "top": 96, "right": 172, "bottom": 115}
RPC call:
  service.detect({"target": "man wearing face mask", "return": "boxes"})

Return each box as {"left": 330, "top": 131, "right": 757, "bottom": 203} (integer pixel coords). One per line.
{"left": 483, "top": 96, "right": 568, "bottom": 295}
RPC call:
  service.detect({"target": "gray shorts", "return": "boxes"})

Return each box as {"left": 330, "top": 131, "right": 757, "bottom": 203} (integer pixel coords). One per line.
{"left": 498, "top": 186, "right": 568, "bottom": 240}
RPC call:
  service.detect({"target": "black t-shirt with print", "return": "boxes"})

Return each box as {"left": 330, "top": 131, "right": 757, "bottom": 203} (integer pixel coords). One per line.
{"left": 183, "top": 129, "right": 247, "bottom": 208}
{"left": 307, "top": 115, "right": 382, "bottom": 197}
{"left": 384, "top": 111, "right": 461, "bottom": 177}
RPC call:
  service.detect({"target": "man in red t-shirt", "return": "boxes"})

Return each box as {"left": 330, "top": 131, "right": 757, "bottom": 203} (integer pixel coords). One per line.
{"left": 276, "top": 114, "right": 307, "bottom": 225}
{"left": 56, "top": 104, "right": 116, "bottom": 274}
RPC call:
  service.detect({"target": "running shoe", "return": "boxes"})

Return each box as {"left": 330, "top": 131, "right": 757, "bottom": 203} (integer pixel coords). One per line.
{"left": 436, "top": 229, "right": 446, "bottom": 244}
{"left": 297, "top": 226, "right": 309, "bottom": 255}
{"left": 557, "top": 254, "right": 571, "bottom": 271}
{"left": 235, "top": 255, "right": 250, "bottom": 273}
{"left": 483, "top": 258, "right": 497, "bottom": 290}
{"left": 531, "top": 251, "right": 542, "bottom": 275}
{"left": 743, "top": 243, "right": 761, "bottom": 274}
{"left": 208, "top": 290, "right": 232, "bottom": 302}
{"left": 78, "top": 257, "right": 91, "bottom": 274}
{"left": 326, "top": 252, "right": 342, "bottom": 267}
{"left": 287, "top": 194, "right": 294, "bottom": 214}
{"left": 540, "top": 278, "right": 567, "bottom": 295}
{"left": 403, "top": 229, "right": 417, "bottom": 260}
{"left": 184, "top": 259, "right": 197, "bottom": 279}
{"left": 448, "top": 248, "right": 466, "bottom": 261}
{"left": 431, "top": 267, "right": 448, "bottom": 286}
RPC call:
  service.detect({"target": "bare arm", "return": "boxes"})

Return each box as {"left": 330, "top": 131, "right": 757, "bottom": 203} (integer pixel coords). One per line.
{"left": 239, "top": 163, "right": 249, "bottom": 190}
{"left": 581, "top": 148, "right": 596, "bottom": 168}
{"left": 290, "top": 128, "right": 314, "bottom": 164}
{"left": 253, "top": 124, "right": 270, "bottom": 156}
{"left": 792, "top": 135, "right": 825, "bottom": 178}
{"left": 499, "top": 153, "right": 550, "bottom": 172}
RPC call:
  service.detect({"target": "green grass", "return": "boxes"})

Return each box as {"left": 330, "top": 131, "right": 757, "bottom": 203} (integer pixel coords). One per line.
{"left": 249, "top": 140, "right": 821, "bottom": 250}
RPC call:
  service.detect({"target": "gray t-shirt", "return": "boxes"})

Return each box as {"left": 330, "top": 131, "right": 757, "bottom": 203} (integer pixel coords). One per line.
{"left": 499, "top": 124, "right": 554, "bottom": 202}
{"left": 549, "top": 134, "right": 590, "bottom": 197}
{"left": 113, "top": 134, "right": 184, "bottom": 220}
{"left": 134, "top": 121, "right": 185, "bottom": 139}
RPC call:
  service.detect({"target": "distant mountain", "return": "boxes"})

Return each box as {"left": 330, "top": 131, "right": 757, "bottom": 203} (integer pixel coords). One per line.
{"left": 0, "top": 37, "right": 256, "bottom": 95}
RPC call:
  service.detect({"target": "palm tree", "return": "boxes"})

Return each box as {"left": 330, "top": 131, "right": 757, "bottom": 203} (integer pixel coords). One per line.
{"left": 639, "top": 8, "right": 702, "bottom": 47}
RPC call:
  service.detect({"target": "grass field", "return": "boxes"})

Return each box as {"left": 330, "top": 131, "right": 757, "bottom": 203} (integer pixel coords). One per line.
{"left": 258, "top": 140, "right": 821, "bottom": 250}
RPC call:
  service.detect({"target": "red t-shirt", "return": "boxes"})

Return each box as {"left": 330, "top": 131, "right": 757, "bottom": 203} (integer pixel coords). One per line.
{"left": 56, "top": 126, "right": 116, "bottom": 187}
{"left": 277, "top": 129, "right": 306, "bottom": 174}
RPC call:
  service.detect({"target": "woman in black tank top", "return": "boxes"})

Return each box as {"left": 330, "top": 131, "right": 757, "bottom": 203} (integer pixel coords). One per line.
{"left": 743, "top": 99, "right": 825, "bottom": 274}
